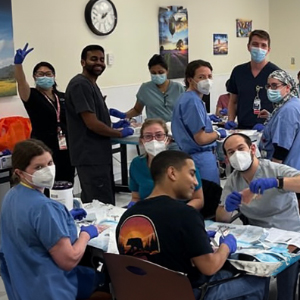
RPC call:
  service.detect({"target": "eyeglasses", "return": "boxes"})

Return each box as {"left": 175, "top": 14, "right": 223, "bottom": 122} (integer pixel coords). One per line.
{"left": 265, "top": 83, "right": 285, "bottom": 90}
{"left": 141, "top": 133, "right": 166, "bottom": 142}
{"left": 35, "top": 71, "right": 54, "bottom": 77}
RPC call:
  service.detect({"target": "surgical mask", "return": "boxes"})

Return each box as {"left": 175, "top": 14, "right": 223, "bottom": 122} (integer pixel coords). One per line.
{"left": 229, "top": 151, "right": 252, "bottom": 172}
{"left": 151, "top": 74, "right": 167, "bottom": 85}
{"left": 35, "top": 76, "right": 55, "bottom": 89}
{"left": 194, "top": 79, "right": 213, "bottom": 95}
{"left": 143, "top": 140, "right": 166, "bottom": 156}
{"left": 250, "top": 47, "right": 267, "bottom": 63}
{"left": 24, "top": 165, "right": 56, "bottom": 189}
{"left": 267, "top": 89, "right": 283, "bottom": 103}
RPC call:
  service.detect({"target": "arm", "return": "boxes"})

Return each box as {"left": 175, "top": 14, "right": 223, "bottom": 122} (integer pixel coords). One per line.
{"left": 131, "top": 191, "right": 141, "bottom": 203}
{"left": 188, "top": 187, "right": 204, "bottom": 210}
{"left": 215, "top": 105, "right": 223, "bottom": 117}
{"left": 228, "top": 94, "right": 238, "bottom": 122}
{"left": 125, "top": 101, "right": 144, "bottom": 119}
{"left": 194, "top": 129, "right": 219, "bottom": 145}
{"left": 281, "top": 175, "right": 300, "bottom": 192}
{"left": 215, "top": 205, "right": 233, "bottom": 223}
{"left": 14, "top": 64, "right": 31, "bottom": 101}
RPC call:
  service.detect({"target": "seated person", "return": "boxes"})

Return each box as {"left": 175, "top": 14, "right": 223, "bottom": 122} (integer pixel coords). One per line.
{"left": 216, "top": 133, "right": 300, "bottom": 300}
{"left": 215, "top": 79, "right": 230, "bottom": 117}
{"left": 128, "top": 118, "right": 203, "bottom": 211}
{"left": 116, "top": 150, "right": 269, "bottom": 300}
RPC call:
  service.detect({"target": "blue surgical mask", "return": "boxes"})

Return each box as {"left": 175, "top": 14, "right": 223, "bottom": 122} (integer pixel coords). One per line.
{"left": 35, "top": 76, "right": 55, "bottom": 89}
{"left": 151, "top": 74, "right": 167, "bottom": 85}
{"left": 250, "top": 47, "right": 267, "bottom": 63}
{"left": 267, "top": 89, "right": 283, "bottom": 103}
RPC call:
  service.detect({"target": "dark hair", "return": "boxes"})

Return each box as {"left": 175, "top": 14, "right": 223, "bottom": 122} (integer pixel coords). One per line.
{"left": 248, "top": 30, "right": 271, "bottom": 47}
{"left": 222, "top": 133, "right": 252, "bottom": 155}
{"left": 297, "top": 71, "right": 300, "bottom": 79}
{"left": 148, "top": 54, "right": 168, "bottom": 70}
{"left": 225, "top": 79, "right": 230, "bottom": 92}
{"left": 140, "top": 118, "right": 169, "bottom": 138}
{"left": 12, "top": 139, "right": 52, "bottom": 184}
{"left": 184, "top": 60, "right": 213, "bottom": 88}
{"left": 81, "top": 45, "right": 105, "bottom": 60}
{"left": 150, "top": 150, "right": 192, "bottom": 183}
{"left": 33, "top": 61, "right": 57, "bottom": 90}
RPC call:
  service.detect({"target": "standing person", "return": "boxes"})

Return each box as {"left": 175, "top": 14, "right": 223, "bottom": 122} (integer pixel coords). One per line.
{"left": 171, "top": 59, "right": 227, "bottom": 185}
{"left": 14, "top": 43, "right": 75, "bottom": 184}
{"left": 65, "top": 45, "right": 133, "bottom": 204}
{"left": 225, "top": 30, "right": 280, "bottom": 130}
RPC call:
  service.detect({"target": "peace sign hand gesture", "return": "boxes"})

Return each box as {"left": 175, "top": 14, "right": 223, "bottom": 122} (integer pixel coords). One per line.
{"left": 14, "top": 43, "right": 34, "bottom": 64}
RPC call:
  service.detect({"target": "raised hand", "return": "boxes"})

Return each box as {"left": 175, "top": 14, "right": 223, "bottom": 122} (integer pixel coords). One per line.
{"left": 14, "top": 43, "right": 34, "bottom": 64}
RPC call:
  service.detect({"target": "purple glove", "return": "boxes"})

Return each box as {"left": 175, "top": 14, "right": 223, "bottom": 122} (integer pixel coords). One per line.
{"left": 80, "top": 225, "right": 98, "bottom": 239}
{"left": 109, "top": 108, "right": 126, "bottom": 119}
{"left": 217, "top": 129, "right": 227, "bottom": 139}
{"left": 127, "top": 201, "right": 136, "bottom": 209}
{"left": 225, "top": 191, "right": 242, "bottom": 212}
{"left": 121, "top": 127, "right": 134, "bottom": 137}
{"left": 207, "top": 230, "right": 216, "bottom": 238}
{"left": 249, "top": 178, "right": 278, "bottom": 194}
{"left": 252, "top": 123, "right": 264, "bottom": 132}
{"left": 219, "top": 234, "right": 237, "bottom": 255}
{"left": 14, "top": 43, "right": 34, "bottom": 64}
{"left": 220, "top": 108, "right": 228, "bottom": 115}
{"left": 209, "top": 114, "right": 221, "bottom": 122}
{"left": 70, "top": 208, "right": 87, "bottom": 220}
{"left": 225, "top": 121, "right": 238, "bottom": 130}
{"left": 112, "top": 120, "right": 130, "bottom": 129}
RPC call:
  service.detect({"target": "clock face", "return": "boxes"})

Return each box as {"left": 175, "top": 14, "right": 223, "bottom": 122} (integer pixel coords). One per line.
{"left": 85, "top": 0, "right": 117, "bottom": 36}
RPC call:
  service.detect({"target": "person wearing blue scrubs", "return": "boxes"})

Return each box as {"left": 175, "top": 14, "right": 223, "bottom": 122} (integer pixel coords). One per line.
{"left": 127, "top": 118, "right": 204, "bottom": 210}
{"left": 171, "top": 60, "right": 227, "bottom": 185}
{"left": 0, "top": 139, "right": 103, "bottom": 300}
{"left": 259, "top": 70, "right": 300, "bottom": 170}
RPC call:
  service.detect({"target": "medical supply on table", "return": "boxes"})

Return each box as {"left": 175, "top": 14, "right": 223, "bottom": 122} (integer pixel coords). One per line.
{"left": 50, "top": 181, "right": 73, "bottom": 210}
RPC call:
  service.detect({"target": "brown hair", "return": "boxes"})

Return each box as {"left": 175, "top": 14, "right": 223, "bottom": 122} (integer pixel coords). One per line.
{"left": 184, "top": 60, "right": 213, "bottom": 88}
{"left": 140, "top": 118, "right": 169, "bottom": 138}
{"left": 248, "top": 30, "right": 271, "bottom": 47}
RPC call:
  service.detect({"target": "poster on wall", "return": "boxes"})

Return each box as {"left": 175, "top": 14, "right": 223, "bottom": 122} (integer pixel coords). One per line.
{"left": 158, "top": 6, "right": 188, "bottom": 79}
{"left": 0, "top": 0, "right": 16, "bottom": 97}
{"left": 213, "top": 34, "right": 228, "bottom": 55}
{"left": 236, "top": 19, "right": 252, "bottom": 38}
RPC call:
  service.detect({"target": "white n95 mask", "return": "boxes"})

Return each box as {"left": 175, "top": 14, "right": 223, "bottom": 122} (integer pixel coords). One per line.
{"left": 196, "top": 79, "right": 213, "bottom": 95}
{"left": 144, "top": 140, "right": 167, "bottom": 157}
{"left": 25, "top": 165, "right": 56, "bottom": 189}
{"left": 229, "top": 151, "right": 252, "bottom": 172}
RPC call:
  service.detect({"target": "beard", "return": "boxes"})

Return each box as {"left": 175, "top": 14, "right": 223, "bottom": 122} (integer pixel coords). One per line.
{"left": 84, "top": 64, "right": 106, "bottom": 77}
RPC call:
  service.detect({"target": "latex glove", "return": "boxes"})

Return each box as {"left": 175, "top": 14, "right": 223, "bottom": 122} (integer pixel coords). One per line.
{"left": 112, "top": 120, "right": 130, "bottom": 129}
{"left": 224, "top": 121, "right": 238, "bottom": 130}
{"left": 209, "top": 114, "right": 221, "bottom": 122}
{"left": 70, "top": 208, "right": 87, "bottom": 220}
{"left": 220, "top": 108, "right": 228, "bottom": 115}
{"left": 80, "top": 225, "right": 98, "bottom": 239}
{"left": 225, "top": 191, "right": 242, "bottom": 212}
{"left": 109, "top": 108, "right": 126, "bottom": 119}
{"left": 216, "top": 129, "right": 227, "bottom": 139}
{"left": 249, "top": 178, "right": 278, "bottom": 194}
{"left": 219, "top": 234, "right": 237, "bottom": 255}
{"left": 252, "top": 123, "right": 264, "bottom": 132}
{"left": 206, "top": 230, "right": 216, "bottom": 238}
{"left": 14, "top": 43, "right": 34, "bottom": 64}
{"left": 120, "top": 127, "right": 134, "bottom": 138}
{"left": 127, "top": 201, "right": 136, "bottom": 209}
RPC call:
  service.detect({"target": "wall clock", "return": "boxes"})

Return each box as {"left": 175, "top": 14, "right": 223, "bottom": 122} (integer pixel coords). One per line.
{"left": 85, "top": 0, "right": 118, "bottom": 36}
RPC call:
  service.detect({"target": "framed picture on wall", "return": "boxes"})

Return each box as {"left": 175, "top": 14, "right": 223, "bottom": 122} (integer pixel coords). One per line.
{"left": 236, "top": 19, "right": 252, "bottom": 37}
{"left": 213, "top": 34, "right": 228, "bottom": 55}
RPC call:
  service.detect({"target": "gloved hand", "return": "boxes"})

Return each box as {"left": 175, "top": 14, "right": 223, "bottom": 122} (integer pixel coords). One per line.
{"left": 216, "top": 129, "right": 227, "bottom": 139}
{"left": 70, "top": 208, "right": 87, "bottom": 220}
{"left": 219, "top": 234, "right": 237, "bottom": 255}
{"left": 252, "top": 123, "right": 264, "bottom": 132}
{"left": 249, "top": 178, "right": 278, "bottom": 194}
{"left": 80, "top": 225, "right": 98, "bottom": 239}
{"left": 121, "top": 127, "right": 134, "bottom": 137}
{"left": 209, "top": 114, "right": 221, "bottom": 122}
{"left": 109, "top": 108, "right": 126, "bottom": 119}
{"left": 127, "top": 201, "right": 136, "bottom": 209}
{"left": 14, "top": 43, "right": 34, "bottom": 64}
{"left": 206, "top": 230, "right": 216, "bottom": 238}
{"left": 224, "top": 121, "right": 238, "bottom": 130}
{"left": 220, "top": 108, "right": 228, "bottom": 115}
{"left": 112, "top": 120, "right": 130, "bottom": 129}
{"left": 225, "top": 191, "right": 242, "bottom": 212}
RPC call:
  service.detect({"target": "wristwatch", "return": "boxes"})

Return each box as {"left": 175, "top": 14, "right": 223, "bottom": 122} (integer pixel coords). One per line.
{"left": 214, "top": 130, "right": 221, "bottom": 140}
{"left": 277, "top": 176, "right": 284, "bottom": 189}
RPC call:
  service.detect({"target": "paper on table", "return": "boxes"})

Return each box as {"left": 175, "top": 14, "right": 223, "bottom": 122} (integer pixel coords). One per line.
{"left": 266, "top": 228, "right": 300, "bottom": 248}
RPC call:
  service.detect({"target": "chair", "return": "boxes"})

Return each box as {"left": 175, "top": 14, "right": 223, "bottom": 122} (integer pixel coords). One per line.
{"left": 103, "top": 253, "right": 195, "bottom": 300}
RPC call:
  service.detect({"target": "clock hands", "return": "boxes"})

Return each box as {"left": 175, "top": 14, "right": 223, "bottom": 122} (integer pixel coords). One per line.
{"left": 101, "top": 12, "right": 108, "bottom": 19}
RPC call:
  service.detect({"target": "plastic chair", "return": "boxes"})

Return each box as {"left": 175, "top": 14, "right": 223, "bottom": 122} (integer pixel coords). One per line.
{"left": 103, "top": 253, "right": 195, "bottom": 300}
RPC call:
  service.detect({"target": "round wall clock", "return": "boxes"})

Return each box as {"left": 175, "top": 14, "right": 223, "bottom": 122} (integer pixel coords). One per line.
{"left": 85, "top": 0, "right": 118, "bottom": 36}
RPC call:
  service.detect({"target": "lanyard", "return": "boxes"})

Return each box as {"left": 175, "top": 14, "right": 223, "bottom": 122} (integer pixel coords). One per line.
{"left": 42, "top": 92, "right": 61, "bottom": 123}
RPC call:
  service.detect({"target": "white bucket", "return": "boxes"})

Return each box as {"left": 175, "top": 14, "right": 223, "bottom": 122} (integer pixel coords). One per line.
{"left": 50, "top": 181, "right": 73, "bottom": 210}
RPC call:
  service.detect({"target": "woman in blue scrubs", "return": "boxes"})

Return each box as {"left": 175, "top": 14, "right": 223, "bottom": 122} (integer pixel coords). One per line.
{"left": 171, "top": 60, "right": 226, "bottom": 185}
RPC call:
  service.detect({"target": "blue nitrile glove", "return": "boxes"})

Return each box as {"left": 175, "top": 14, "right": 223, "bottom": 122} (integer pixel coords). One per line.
{"left": 70, "top": 208, "right": 87, "bottom": 220}
{"left": 206, "top": 230, "right": 216, "bottom": 238}
{"left": 112, "top": 120, "right": 130, "bottom": 129}
{"left": 249, "top": 178, "right": 278, "bottom": 194}
{"left": 216, "top": 129, "right": 227, "bottom": 139}
{"left": 219, "top": 234, "right": 237, "bottom": 255}
{"left": 220, "top": 108, "right": 228, "bottom": 115}
{"left": 14, "top": 43, "right": 34, "bottom": 64}
{"left": 121, "top": 127, "right": 134, "bottom": 137}
{"left": 252, "top": 123, "right": 264, "bottom": 132}
{"left": 209, "top": 114, "right": 221, "bottom": 122}
{"left": 109, "top": 108, "right": 126, "bottom": 119}
{"left": 127, "top": 201, "right": 136, "bottom": 209}
{"left": 80, "top": 225, "right": 98, "bottom": 239}
{"left": 225, "top": 191, "right": 242, "bottom": 212}
{"left": 224, "top": 121, "right": 238, "bottom": 130}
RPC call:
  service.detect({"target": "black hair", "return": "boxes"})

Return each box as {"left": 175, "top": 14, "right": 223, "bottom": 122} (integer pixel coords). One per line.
{"left": 225, "top": 79, "right": 230, "bottom": 92}
{"left": 248, "top": 29, "right": 271, "bottom": 47}
{"left": 81, "top": 45, "right": 105, "bottom": 60}
{"left": 184, "top": 60, "right": 213, "bottom": 88}
{"left": 32, "top": 61, "right": 57, "bottom": 90}
{"left": 222, "top": 133, "right": 252, "bottom": 156}
{"left": 297, "top": 71, "right": 300, "bottom": 79}
{"left": 148, "top": 54, "right": 168, "bottom": 70}
{"left": 150, "top": 150, "right": 192, "bottom": 183}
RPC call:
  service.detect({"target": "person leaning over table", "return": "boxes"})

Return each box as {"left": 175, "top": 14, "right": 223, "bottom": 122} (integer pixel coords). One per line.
{"left": 127, "top": 118, "right": 204, "bottom": 211}
{"left": 116, "top": 150, "right": 270, "bottom": 300}
{"left": 0, "top": 139, "right": 105, "bottom": 300}
{"left": 215, "top": 133, "right": 300, "bottom": 300}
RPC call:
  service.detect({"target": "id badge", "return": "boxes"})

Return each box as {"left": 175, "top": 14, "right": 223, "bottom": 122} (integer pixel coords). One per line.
{"left": 260, "top": 149, "right": 267, "bottom": 158}
{"left": 58, "top": 131, "right": 67, "bottom": 150}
